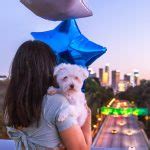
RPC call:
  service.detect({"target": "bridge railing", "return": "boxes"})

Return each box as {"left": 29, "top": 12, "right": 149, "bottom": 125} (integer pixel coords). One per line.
{"left": 0, "top": 139, "right": 15, "bottom": 150}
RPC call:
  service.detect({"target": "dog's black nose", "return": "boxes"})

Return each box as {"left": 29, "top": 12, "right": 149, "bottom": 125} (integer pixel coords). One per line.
{"left": 70, "top": 84, "right": 74, "bottom": 89}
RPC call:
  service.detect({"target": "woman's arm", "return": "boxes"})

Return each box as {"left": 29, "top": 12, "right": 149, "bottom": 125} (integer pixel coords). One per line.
{"left": 81, "top": 106, "right": 92, "bottom": 149}
{"left": 59, "top": 107, "right": 92, "bottom": 150}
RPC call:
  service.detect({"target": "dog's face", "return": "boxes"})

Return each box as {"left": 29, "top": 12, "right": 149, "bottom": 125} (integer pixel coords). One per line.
{"left": 54, "top": 63, "right": 89, "bottom": 93}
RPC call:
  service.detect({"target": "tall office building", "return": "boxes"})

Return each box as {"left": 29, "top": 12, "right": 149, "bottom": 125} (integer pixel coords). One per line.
{"left": 116, "top": 71, "right": 120, "bottom": 87}
{"left": 133, "top": 70, "right": 140, "bottom": 86}
{"left": 112, "top": 70, "right": 116, "bottom": 89}
{"left": 102, "top": 72, "right": 109, "bottom": 86}
{"left": 102, "top": 64, "right": 109, "bottom": 86}
{"left": 105, "top": 64, "right": 109, "bottom": 73}
{"left": 99, "top": 68, "right": 103, "bottom": 83}
{"left": 118, "top": 80, "right": 127, "bottom": 92}
{"left": 88, "top": 68, "right": 96, "bottom": 78}
{"left": 111, "top": 70, "right": 120, "bottom": 91}
{"left": 124, "top": 73, "right": 131, "bottom": 83}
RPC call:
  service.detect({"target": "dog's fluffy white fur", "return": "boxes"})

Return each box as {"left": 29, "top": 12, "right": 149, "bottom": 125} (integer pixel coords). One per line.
{"left": 48, "top": 63, "right": 89, "bottom": 127}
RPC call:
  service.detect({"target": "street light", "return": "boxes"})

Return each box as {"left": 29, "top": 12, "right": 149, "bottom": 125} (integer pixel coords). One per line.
{"left": 97, "top": 117, "right": 102, "bottom": 121}
{"left": 93, "top": 125, "right": 97, "bottom": 129}
{"left": 145, "top": 116, "right": 149, "bottom": 121}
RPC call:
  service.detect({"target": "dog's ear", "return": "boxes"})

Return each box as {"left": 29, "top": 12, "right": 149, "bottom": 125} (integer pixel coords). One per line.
{"left": 54, "top": 63, "right": 68, "bottom": 76}
{"left": 80, "top": 67, "right": 89, "bottom": 80}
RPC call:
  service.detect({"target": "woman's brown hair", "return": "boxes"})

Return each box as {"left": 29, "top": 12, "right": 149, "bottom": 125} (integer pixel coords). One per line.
{"left": 3, "top": 40, "right": 57, "bottom": 128}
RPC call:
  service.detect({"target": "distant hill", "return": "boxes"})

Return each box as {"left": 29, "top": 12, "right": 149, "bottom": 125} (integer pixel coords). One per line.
{"left": 0, "top": 75, "right": 7, "bottom": 78}
{"left": 0, "top": 80, "right": 9, "bottom": 138}
{"left": 0, "top": 80, "right": 9, "bottom": 112}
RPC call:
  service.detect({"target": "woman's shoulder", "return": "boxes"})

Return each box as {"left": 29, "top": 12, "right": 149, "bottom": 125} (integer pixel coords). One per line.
{"left": 42, "top": 94, "right": 69, "bottom": 124}
{"left": 45, "top": 94, "right": 68, "bottom": 105}
{"left": 43, "top": 94, "right": 69, "bottom": 113}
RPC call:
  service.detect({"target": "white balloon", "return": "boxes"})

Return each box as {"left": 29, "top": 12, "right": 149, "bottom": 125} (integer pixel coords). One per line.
{"left": 20, "top": 0, "right": 93, "bottom": 21}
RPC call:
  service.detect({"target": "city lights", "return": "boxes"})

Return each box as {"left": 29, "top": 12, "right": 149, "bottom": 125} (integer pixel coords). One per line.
{"left": 107, "top": 98, "right": 116, "bottom": 107}
{"left": 145, "top": 116, "right": 150, "bottom": 120}
{"left": 124, "top": 130, "right": 133, "bottom": 136}
{"left": 98, "top": 64, "right": 140, "bottom": 93}
{"left": 118, "top": 120, "right": 126, "bottom": 126}
{"left": 93, "top": 125, "right": 98, "bottom": 129}
{"left": 97, "top": 117, "right": 102, "bottom": 121}
{"left": 101, "top": 107, "right": 149, "bottom": 116}
{"left": 111, "top": 129, "right": 118, "bottom": 134}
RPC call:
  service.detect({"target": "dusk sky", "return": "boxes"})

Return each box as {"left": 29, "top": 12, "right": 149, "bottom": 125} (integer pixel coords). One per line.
{"left": 0, "top": 0, "right": 150, "bottom": 79}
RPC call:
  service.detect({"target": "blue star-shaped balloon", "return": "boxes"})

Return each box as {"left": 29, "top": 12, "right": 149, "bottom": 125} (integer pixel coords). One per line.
{"left": 31, "top": 19, "right": 107, "bottom": 67}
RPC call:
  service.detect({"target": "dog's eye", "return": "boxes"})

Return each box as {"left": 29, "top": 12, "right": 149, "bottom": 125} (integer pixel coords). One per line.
{"left": 63, "top": 76, "right": 68, "bottom": 80}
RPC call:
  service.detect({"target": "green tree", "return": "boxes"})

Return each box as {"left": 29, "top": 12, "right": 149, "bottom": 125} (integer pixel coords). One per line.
{"left": 85, "top": 77, "right": 114, "bottom": 124}
{"left": 116, "top": 79, "right": 150, "bottom": 138}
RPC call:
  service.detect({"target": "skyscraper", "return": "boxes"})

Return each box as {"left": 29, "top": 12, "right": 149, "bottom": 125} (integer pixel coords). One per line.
{"left": 88, "top": 68, "right": 96, "bottom": 77}
{"left": 103, "top": 64, "right": 109, "bottom": 86}
{"left": 111, "top": 70, "right": 120, "bottom": 92}
{"left": 133, "top": 70, "right": 140, "bottom": 86}
{"left": 102, "top": 72, "right": 109, "bottom": 86}
{"left": 105, "top": 64, "right": 109, "bottom": 73}
{"left": 124, "top": 73, "right": 131, "bottom": 83}
{"left": 116, "top": 71, "right": 120, "bottom": 86}
{"left": 99, "top": 68, "right": 103, "bottom": 83}
{"left": 118, "top": 80, "right": 127, "bottom": 92}
{"left": 112, "top": 70, "right": 116, "bottom": 89}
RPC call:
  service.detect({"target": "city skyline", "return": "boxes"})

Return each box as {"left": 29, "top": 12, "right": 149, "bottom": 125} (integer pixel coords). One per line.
{"left": 90, "top": 64, "right": 141, "bottom": 81}
{"left": 0, "top": 0, "right": 150, "bottom": 79}
{"left": 90, "top": 64, "right": 140, "bottom": 89}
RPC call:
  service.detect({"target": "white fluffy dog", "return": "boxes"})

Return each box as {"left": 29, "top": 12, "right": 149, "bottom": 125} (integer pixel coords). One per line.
{"left": 48, "top": 63, "right": 89, "bottom": 127}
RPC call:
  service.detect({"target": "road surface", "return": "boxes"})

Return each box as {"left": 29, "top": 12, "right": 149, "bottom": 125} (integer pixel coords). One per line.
{"left": 92, "top": 115, "right": 149, "bottom": 150}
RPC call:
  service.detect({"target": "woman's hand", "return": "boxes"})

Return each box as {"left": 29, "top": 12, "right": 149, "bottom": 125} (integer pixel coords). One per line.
{"left": 82, "top": 105, "right": 91, "bottom": 131}
{"left": 81, "top": 105, "right": 92, "bottom": 147}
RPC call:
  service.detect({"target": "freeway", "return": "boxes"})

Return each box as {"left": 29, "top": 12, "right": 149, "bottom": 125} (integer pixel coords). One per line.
{"left": 92, "top": 115, "right": 149, "bottom": 150}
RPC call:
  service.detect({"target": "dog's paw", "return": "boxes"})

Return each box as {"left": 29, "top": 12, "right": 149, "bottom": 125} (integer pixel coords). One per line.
{"left": 58, "top": 112, "right": 68, "bottom": 122}
{"left": 47, "top": 86, "right": 57, "bottom": 95}
{"left": 70, "top": 107, "right": 78, "bottom": 118}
